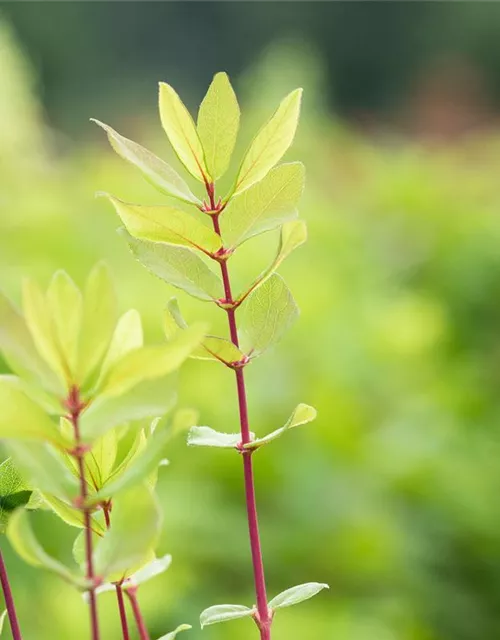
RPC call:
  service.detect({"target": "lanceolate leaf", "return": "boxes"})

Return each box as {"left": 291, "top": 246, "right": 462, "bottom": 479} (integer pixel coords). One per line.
{"left": 197, "top": 72, "right": 240, "bottom": 180}
{"left": 99, "top": 309, "right": 144, "bottom": 382}
{"left": 232, "top": 88, "right": 302, "bottom": 196}
{"left": 268, "top": 582, "right": 329, "bottom": 611}
{"left": 41, "top": 494, "right": 106, "bottom": 535}
{"left": 159, "top": 82, "right": 210, "bottom": 183}
{"left": 187, "top": 426, "right": 254, "bottom": 449}
{"left": 128, "top": 553, "right": 172, "bottom": 587}
{"left": 46, "top": 271, "right": 82, "bottom": 375}
{"left": 222, "top": 162, "right": 305, "bottom": 249}
{"left": 0, "top": 458, "right": 32, "bottom": 533}
{"left": 200, "top": 604, "right": 255, "bottom": 628}
{"left": 244, "top": 404, "right": 317, "bottom": 450}
{"left": 91, "top": 120, "right": 201, "bottom": 205}
{"left": 103, "top": 195, "right": 221, "bottom": 255}
{"left": 157, "top": 624, "right": 192, "bottom": 640}
{"left": 242, "top": 274, "right": 298, "bottom": 357}
{"left": 121, "top": 229, "right": 222, "bottom": 302}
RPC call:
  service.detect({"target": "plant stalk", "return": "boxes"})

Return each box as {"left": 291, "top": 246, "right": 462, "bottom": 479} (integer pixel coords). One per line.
{"left": 126, "top": 587, "right": 150, "bottom": 640}
{"left": 0, "top": 549, "right": 23, "bottom": 640}
{"left": 211, "top": 208, "right": 272, "bottom": 639}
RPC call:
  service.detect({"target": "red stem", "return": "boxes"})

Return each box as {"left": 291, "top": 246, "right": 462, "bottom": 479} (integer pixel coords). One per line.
{"left": 126, "top": 588, "right": 150, "bottom": 640}
{"left": 0, "top": 549, "right": 23, "bottom": 640}
{"left": 211, "top": 211, "right": 272, "bottom": 638}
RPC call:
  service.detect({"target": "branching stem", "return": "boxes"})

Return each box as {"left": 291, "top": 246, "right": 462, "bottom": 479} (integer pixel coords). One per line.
{"left": 0, "top": 549, "right": 23, "bottom": 640}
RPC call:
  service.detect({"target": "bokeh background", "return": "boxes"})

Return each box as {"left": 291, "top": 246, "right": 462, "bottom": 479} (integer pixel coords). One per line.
{"left": 2, "top": 2, "right": 500, "bottom": 639}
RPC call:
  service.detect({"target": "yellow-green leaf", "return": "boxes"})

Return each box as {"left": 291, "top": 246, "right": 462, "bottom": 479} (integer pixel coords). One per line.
{"left": 103, "top": 195, "right": 221, "bottom": 255}
{"left": 41, "top": 493, "right": 106, "bottom": 535}
{"left": 91, "top": 120, "right": 201, "bottom": 205}
{"left": 159, "top": 82, "right": 210, "bottom": 183}
{"left": 99, "top": 309, "right": 143, "bottom": 383}
{"left": 222, "top": 162, "right": 305, "bottom": 249}
{"left": 233, "top": 88, "right": 302, "bottom": 196}
{"left": 243, "top": 404, "right": 317, "bottom": 449}
{"left": 158, "top": 624, "right": 192, "bottom": 640}
{"left": 197, "top": 72, "right": 240, "bottom": 180}
{"left": 46, "top": 271, "right": 82, "bottom": 375}
{"left": 0, "top": 458, "right": 32, "bottom": 533}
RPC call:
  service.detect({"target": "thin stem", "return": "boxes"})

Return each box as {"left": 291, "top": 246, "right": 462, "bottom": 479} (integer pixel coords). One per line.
{"left": 0, "top": 549, "right": 23, "bottom": 640}
{"left": 210, "top": 211, "right": 272, "bottom": 638}
{"left": 126, "top": 588, "right": 150, "bottom": 640}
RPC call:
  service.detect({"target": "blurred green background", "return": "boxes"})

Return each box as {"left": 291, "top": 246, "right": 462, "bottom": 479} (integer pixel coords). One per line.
{"left": 2, "top": 3, "right": 500, "bottom": 639}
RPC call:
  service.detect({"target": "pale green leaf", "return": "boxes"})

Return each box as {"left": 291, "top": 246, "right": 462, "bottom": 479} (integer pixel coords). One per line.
{"left": 103, "top": 195, "right": 221, "bottom": 255}
{"left": 0, "top": 610, "right": 7, "bottom": 634}
{"left": 91, "top": 120, "right": 201, "bottom": 205}
{"left": 128, "top": 553, "right": 172, "bottom": 587}
{"left": 41, "top": 493, "right": 106, "bottom": 535}
{"left": 99, "top": 309, "right": 143, "bottom": 384}
{"left": 94, "top": 484, "right": 162, "bottom": 581}
{"left": 200, "top": 604, "right": 254, "bottom": 628}
{"left": 158, "top": 624, "right": 192, "bottom": 640}
{"left": 121, "top": 229, "right": 222, "bottom": 302}
{"left": 0, "top": 458, "right": 32, "bottom": 533}
{"left": 222, "top": 162, "right": 304, "bottom": 249}
{"left": 233, "top": 88, "right": 302, "bottom": 196}
{"left": 77, "top": 263, "right": 117, "bottom": 385}
{"left": 187, "top": 426, "right": 254, "bottom": 449}
{"left": 7, "top": 509, "right": 84, "bottom": 585}
{"left": 244, "top": 404, "right": 317, "bottom": 450}
{"left": 0, "top": 377, "right": 67, "bottom": 446}
{"left": 197, "top": 72, "right": 240, "bottom": 180}
{"left": 84, "top": 429, "right": 118, "bottom": 492}
{"left": 241, "top": 274, "right": 298, "bottom": 357}
{"left": 236, "top": 220, "right": 307, "bottom": 304}
{"left": 46, "top": 271, "right": 82, "bottom": 374}
{"left": 268, "top": 582, "right": 329, "bottom": 610}
{"left": 159, "top": 82, "right": 210, "bottom": 182}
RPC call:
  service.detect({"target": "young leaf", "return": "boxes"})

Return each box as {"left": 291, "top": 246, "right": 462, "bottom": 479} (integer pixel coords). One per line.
{"left": 121, "top": 229, "right": 222, "bottom": 302}
{"left": 91, "top": 120, "right": 201, "bottom": 205}
{"left": 158, "top": 624, "right": 192, "bottom": 640}
{"left": 46, "top": 271, "right": 82, "bottom": 374}
{"left": 233, "top": 88, "right": 302, "bottom": 196}
{"left": 244, "top": 404, "right": 317, "bottom": 450}
{"left": 77, "top": 263, "right": 117, "bottom": 385}
{"left": 0, "top": 458, "right": 32, "bottom": 533}
{"left": 197, "top": 72, "right": 240, "bottom": 180}
{"left": 241, "top": 274, "right": 299, "bottom": 357}
{"left": 128, "top": 553, "right": 172, "bottom": 587}
{"left": 187, "top": 426, "right": 254, "bottom": 449}
{"left": 222, "top": 162, "right": 305, "bottom": 249}
{"left": 159, "top": 82, "right": 210, "bottom": 182}
{"left": 94, "top": 484, "right": 162, "bottom": 581}
{"left": 0, "top": 377, "right": 67, "bottom": 446}
{"left": 7, "top": 509, "right": 84, "bottom": 585}
{"left": 268, "top": 582, "right": 329, "bottom": 611}
{"left": 200, "top": 604, "right": 255, "bottom": 628}
{"left": 84, "top": 429, "right": 118, "bottom": 491}
{"left": 99, "top": 309, "right": 144, "bottom": 381}
{"left": 103, "top": 195, "right": 221, "bottom": 255}
{"left": 237, "top": 220, "right": 307, "bottom": 304}
{"left": 41, "top": 494, "right": 106, "bottom": 535}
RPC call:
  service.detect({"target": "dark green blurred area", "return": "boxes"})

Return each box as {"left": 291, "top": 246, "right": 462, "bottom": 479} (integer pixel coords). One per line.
{"left": 2, "top": 3, "right": 500, "bottom": 639}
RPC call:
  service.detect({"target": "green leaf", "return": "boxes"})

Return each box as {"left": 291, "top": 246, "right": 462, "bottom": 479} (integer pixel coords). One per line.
{"left": 237, "top": 220, "right": 307, "bottom": 304}
{"left": 7, "top": 509, "right": 84, "bottom": 585}
{"left": 158, "top": 624, "right": 192, "bottom": 640}
{"left": 103, "top": 195, "right": 221, "bottom": 256}
{"left": 268, "top": 582, "right": 329, "bottom": 611}
{"left": 0, "top": 609, "right": 7, "bottom": 634}
{"left": 222, "top": 163, "right": 305, "bottom": 249}
{"left": 187, "top": 426, "right": 254, "bottom": 449}
{"left": 91, "top": 120, "right": 201, "bottom": 205}
{"left": 99, "top": 309, "right": 143, "bottom": 383}
{"left": 46, "top": 271, "right": 82, "bottom": 375}
{"left": 200, "top": 604, "right": 254, "bottom": 628}
{"left": 197, "top": 72, "right": 240, "bottom": 181}
{"left": 77, "top": 263, "right": 117, "bottom": 386}
{"left": 84, "top": 429, "right": 118, "bottom": 492}
{"left": 0, "top": 377, "right": 67, "bottom": 446}
{"left": 94, "top": 484, "right": 162, "bottom": 581}
{"left": 41, "top": 493, "right": 106, "bottom": 536}
{"left": 121, "top": 229, "right": 222, "bottom": 302}
{"left": 128, "top": 553, "right": 172, "bottom": 587}
{"left": 233, "top": 88, "right": 302, "bottom": 196}
{"left": 159, "top": 82, "right": 210, "bottom": 183}
{"left": 241, "top": 274, "right": 298, "bottom": 357}
{"left": 244, "top": 404, "right": 317, "bottom": 450}
{"left": 0, "top": 458, "right": 32, "bottom": 533}
{"left": 22, "top": 278, "right": 67, "bottom": 384}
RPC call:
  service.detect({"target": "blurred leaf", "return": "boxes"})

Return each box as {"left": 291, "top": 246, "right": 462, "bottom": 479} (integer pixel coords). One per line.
{"left": 159, "top": 82, "right": 210, "bottom": 182}
{"left": 222, "top": 162, "right": 304, "bottom": 249}
{"left": 0, "top": 377, "right": 67, "bottom": 446}
{"left": 46, "top": 271, "right": 82, "bottom": 374}
{"left": 7, "top": 509, "right": 84, "bottom": 585}
{"left": 99, "top": 309, "right": 143, "bottom": 382}
{"left": 242, "top": 274, "right": 298, "bottom": 356}
{"left": 0, "top": 610, "right": 7, "bottom": 634}
{"left": 41, "top": 494, "right": 105, "bottom": 536}
{"left": 197, "top": 72, "right": 240, "bottom": 181}
{"left": 200, "top": 604, "right": 254, "bottom": 628}
{"left": 0, "top": 458, "right": 32, "bottom": 533}
{"left": 268, "top": 582, "right": 329, "bottom": 610}
{"left": 157, "top": 624, "right": 192, "bottom": 640}
{"left": 232, "top": 88, "right": 302, "bottom": 196}
{"left": 121, "top": 229, "right": 222, "bottom": 302}
{"left": 187, "top": 426, "right": 254, "bottom": 449}
{"left": 244, "top": 403, "right": 317, "bottom": 450}
{"left": 91, "top": 120, "right": 201, "bottom": 205}
{"left": 94, "top": 484, "right": 162, "bottom": 581}
{"left": 128, "top": 553, "right": 172, "bottom": 587}
{"left": 104, "top": 195, "right": 221, "bottom": 255}
{"left": 77, "top": 263, "right": 117, "bottom": 386}
{"left": 84, "top": 429, "right": 118, "bottom": 492}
